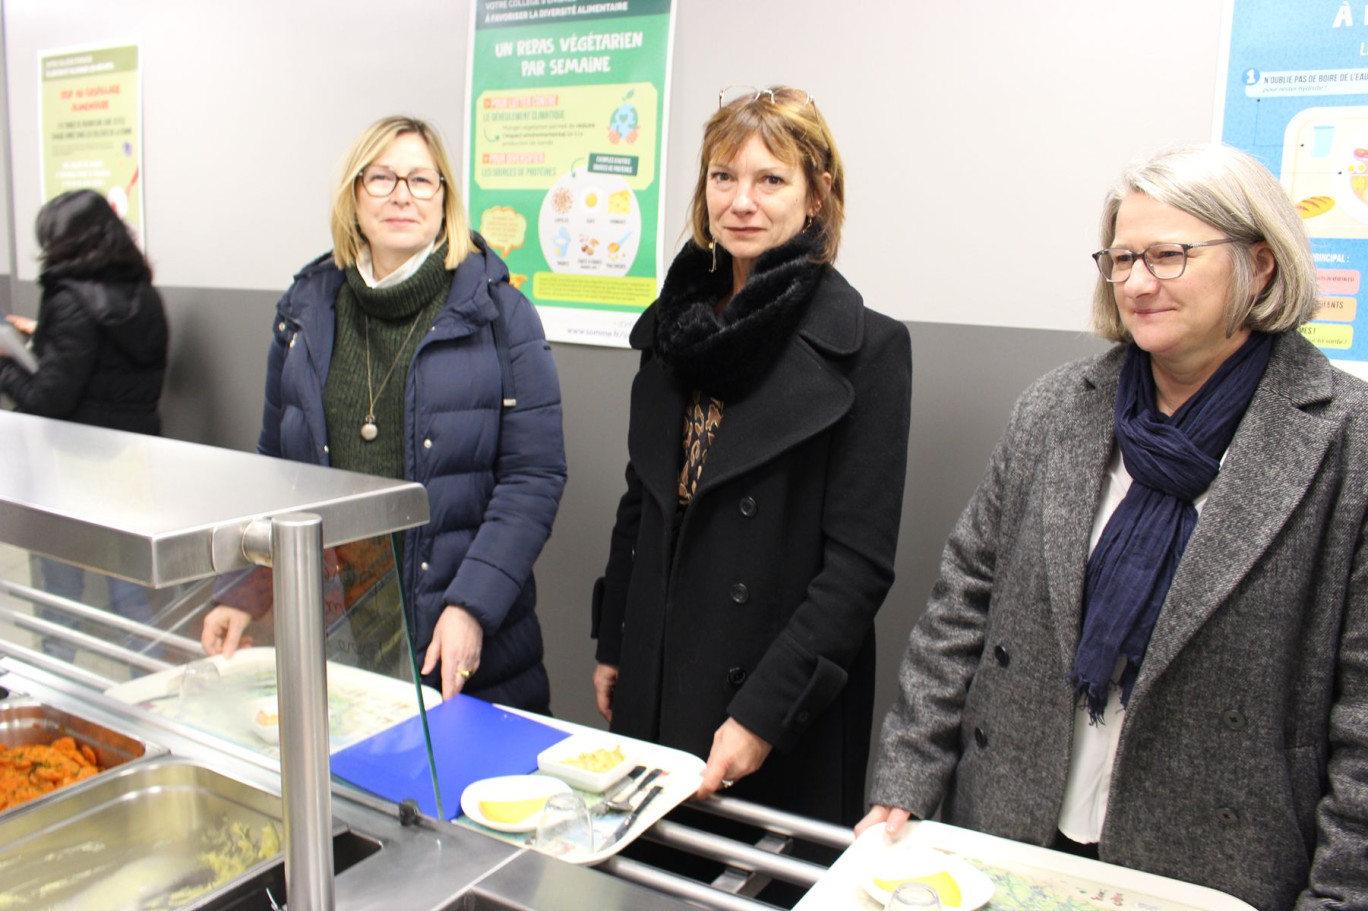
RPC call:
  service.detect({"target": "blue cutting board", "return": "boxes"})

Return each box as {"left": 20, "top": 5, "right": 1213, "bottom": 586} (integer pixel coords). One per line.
{"left": 330, "top": 694, "right": 571, "bottom": 820}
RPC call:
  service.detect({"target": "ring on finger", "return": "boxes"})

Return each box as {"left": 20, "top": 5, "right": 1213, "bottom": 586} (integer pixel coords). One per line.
{"left": 457, "top": 668, "right": 474, "bottom": 679}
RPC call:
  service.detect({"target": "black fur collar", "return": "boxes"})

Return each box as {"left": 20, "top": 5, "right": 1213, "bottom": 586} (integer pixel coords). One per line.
{"left": 653, "top": 230, "right": 825, "bottom": 400}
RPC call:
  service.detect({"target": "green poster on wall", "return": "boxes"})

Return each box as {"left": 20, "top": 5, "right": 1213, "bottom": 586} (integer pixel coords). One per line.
{"left": 39, "top": 44, "right": 145, "bottom": 246}
{"left": 466, "top": 0, "right": 675, "bottom": 347}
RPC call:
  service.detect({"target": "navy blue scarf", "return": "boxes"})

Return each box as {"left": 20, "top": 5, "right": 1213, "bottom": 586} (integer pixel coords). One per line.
{"left": 1071, "top": 331, "right": 1274, "bottom": 722}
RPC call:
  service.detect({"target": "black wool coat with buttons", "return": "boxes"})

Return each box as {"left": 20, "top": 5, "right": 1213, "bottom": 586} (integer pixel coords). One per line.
{"left": 592, "top": 266, "right": 912, "bottom": 826}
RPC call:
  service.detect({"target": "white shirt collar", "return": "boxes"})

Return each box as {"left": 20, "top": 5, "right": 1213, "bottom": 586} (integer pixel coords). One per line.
{"left": 356, "top": 240, "right": 437, "bottom": 289}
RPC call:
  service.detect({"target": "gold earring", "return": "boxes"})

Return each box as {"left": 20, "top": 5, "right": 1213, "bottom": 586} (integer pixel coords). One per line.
{"left": 709, "top": 238, "right": 717, "bottom": 273}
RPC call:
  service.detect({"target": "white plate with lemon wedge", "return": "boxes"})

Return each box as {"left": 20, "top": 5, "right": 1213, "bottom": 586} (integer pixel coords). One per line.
{"left": 861, "top": 848, "right": 995, "bottom": 909}
{"left": 460, "top": 775, "right": 572, "bottom": 833}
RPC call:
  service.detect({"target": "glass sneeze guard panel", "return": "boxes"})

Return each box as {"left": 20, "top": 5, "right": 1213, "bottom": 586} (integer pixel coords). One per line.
{"left": 8, "top": 540, "right": 432, "bottom": 752}
{"left": 0, "top": 411, "right": 437, "bottom": 907}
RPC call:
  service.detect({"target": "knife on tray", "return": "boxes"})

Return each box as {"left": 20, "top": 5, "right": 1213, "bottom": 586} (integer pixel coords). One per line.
{"left": 609, "top": 783, "right": 664, "bottom": 843}
{"left": 598, "top": 767, "right": 663, "bottom": 814}
{"left": 601, "top": 764, "right": 646, "bottom": 804}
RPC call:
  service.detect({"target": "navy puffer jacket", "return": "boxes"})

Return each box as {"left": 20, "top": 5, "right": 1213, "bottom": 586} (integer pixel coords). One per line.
{"left": 259, "top": 237, "right": 567, "bottom": 711}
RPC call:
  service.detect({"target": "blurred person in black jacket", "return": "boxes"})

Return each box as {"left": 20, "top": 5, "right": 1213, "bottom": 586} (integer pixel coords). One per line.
{"left": 0, "top": 189, "right": 168, "bottom": 657}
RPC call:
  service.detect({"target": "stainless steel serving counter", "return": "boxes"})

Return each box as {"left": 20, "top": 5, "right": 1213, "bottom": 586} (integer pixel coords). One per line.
{"left": 0, "top": 412, "right": 846, "bottom": 911}
{"left": 0, "top": 410, "right": 436, "bottom": 910}
{"left": 0, "top": 646, "right": 850, "bottom": 911}
{"left": 0, "top": 661, "right": 696, "bottom": 911}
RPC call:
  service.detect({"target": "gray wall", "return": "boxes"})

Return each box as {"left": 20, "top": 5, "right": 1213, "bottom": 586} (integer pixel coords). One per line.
{"left": 2, "top": 1, "right": 1201, "bottom": 767}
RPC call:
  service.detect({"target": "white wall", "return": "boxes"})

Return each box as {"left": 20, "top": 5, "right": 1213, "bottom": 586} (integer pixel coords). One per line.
{"left": 662, "top": 4, "right": 1227, "bottom": 332}
{"left": 4, "top": 0, "right": 1226, "bottom": 332}
{"left": 3, "top": 0, "right": 469, "bottom": 291}
{"left": 0, "top": 0, "right": 1244, "bottom": 759}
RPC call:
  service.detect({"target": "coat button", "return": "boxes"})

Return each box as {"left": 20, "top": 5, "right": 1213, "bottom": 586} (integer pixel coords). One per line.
{"left": 730, "top": 583, "right": 750, "bottom": 604}
{"left": 420, "top": 562, "right": 429, "bottom": 571}
{"left": 277, "top": 321, "right": 286, "bottom": 332}
{"left": 1215, "top": 806, "right": 1239, "bottom": 826}
{"left": 1221, "top": 709, "right": 1247, "bottom": 731}
{"left": 796, "top": 710, "right": 810, "bottom": 724}
{"left": 727, "top": 667, "right": 747, "bottom": 686}
{"left": 974, "top": 727, "right": 988, "bottom": 749}
{"left": 994, "top": 645, "right": 1010, "bottom": 667}
{"left": 423, "top": 439, "right": 432, "bottom": 449}
{"left": 738, "top": 496, "right": 758, "bottom": 518}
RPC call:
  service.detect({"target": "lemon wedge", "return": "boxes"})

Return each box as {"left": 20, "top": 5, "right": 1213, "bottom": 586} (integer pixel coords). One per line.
{"left": 479, "top": 797, "right": 547, "bottom": 825}
{"left": 873, "top": 871, "right": 963, "bottom": 907}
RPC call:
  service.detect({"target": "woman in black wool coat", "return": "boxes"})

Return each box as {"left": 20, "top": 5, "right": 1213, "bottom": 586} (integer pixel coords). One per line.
{"left": 0, "top": 189, "right": 168, "bottom": 642}
{"left": 591, "top": 85, "right": 912, "bottom": 826}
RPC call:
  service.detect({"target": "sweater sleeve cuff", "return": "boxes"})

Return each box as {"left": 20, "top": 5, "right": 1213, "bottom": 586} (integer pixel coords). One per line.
{"left": 591, "top": 575, "right": 628, "bottom": 665}
{"left": 726, "top": 638, "right": 849, "bottom": 754}
{"left": 866, "top": 753, "right": 945, "bottom": 820}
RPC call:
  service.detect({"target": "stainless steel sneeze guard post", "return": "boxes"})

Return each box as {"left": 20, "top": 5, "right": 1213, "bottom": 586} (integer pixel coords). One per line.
{"left": 0, "top": 411, "right": 431, "bottom": 911}
{"left": 246, "top": 514, "right": 335, "bottom": 911}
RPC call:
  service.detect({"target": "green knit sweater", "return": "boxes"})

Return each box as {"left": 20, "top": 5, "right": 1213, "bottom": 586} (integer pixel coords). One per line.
{"left": 323, "top": 244, "right": 452, "bottom": 479}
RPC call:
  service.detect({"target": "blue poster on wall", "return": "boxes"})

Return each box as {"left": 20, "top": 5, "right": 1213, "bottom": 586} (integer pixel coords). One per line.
{"left": 1221, "top": 0, "right": 1368, "bottom": 367}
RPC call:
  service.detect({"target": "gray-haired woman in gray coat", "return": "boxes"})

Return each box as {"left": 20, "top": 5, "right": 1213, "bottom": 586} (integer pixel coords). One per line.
{"left": 862, "top": 145, "right": 1368, "bottom": 911}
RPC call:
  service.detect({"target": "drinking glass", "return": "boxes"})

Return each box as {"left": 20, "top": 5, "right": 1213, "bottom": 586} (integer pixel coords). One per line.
{"left": 178, "top": 657, "right": 222, "bottom": 704}
{"left": 888, "top": 882, "right": 942, "bottom": 910}
{"left": 534, "top": 792, "right": 595, "bottom": 859}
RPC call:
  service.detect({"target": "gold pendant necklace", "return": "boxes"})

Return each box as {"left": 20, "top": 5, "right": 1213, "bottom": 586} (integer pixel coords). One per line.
{"left": 361, "top": 310, "right": 426, "bottom": 442}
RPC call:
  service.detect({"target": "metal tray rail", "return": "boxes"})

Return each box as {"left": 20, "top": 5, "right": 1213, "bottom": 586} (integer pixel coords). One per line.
{"left": 0, "top": 574, "right": 211, "bottom": 662}
{"left": 599, "top": 794, "right": 857, "bottom": 909}
{"left": 0, "top": 636, "right": 124, "bottom": 690}
{"left": 0, "top": 597, "right": 171, "bottom": 674}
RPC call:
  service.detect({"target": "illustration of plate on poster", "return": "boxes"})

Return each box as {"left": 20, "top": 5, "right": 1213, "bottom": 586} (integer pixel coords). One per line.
{"left": 539, "top": 169, "right": 640, "bottom": 276}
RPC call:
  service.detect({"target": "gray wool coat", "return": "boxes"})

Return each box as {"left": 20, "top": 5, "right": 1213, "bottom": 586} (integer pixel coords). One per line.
{"left": 869, "top": 331, "right": 1368, "bottom": 911}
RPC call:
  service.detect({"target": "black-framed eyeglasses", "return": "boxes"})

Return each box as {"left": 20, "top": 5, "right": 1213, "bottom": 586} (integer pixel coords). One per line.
{"left": 1091, "top": 238, "right": 1239, "bottom": 283}
{"left": 356, "top": 166, "right": 445, "bottom": 200}
{"left": 718, "top": 84, "right": 815, "bottom": 110}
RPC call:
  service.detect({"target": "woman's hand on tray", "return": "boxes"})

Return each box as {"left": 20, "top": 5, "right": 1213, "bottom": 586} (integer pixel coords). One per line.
{"left": 696, "top": 717, "right": 771, "bottom": 800}
{"left": 855, "top": 804, "right": 913, "bottom": 838}
{"left": 592, "top": 663, "right": 618, "bottom": 722}
{"left": 200, "top": 606, "right": 254, "bottom": 658}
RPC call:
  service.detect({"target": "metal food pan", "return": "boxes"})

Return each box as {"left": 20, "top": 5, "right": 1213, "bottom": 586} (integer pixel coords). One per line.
{"left": 0, "top": 756, "right": 289, "bottom": 910}
{"left": 0, "top": 697, "right": 158, "bottom": 772}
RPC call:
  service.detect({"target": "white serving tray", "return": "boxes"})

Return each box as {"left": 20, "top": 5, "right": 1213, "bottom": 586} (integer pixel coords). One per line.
{"left": 464, "top": 709, "right": 705, "bottom": 865}
{"left": 795, "top": 821, "right": 1257, "bottom": 911}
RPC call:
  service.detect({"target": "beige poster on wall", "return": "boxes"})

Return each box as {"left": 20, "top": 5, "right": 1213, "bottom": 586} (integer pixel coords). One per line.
{"left": 38, "top": 43, "right": 144, "bottom": 246}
